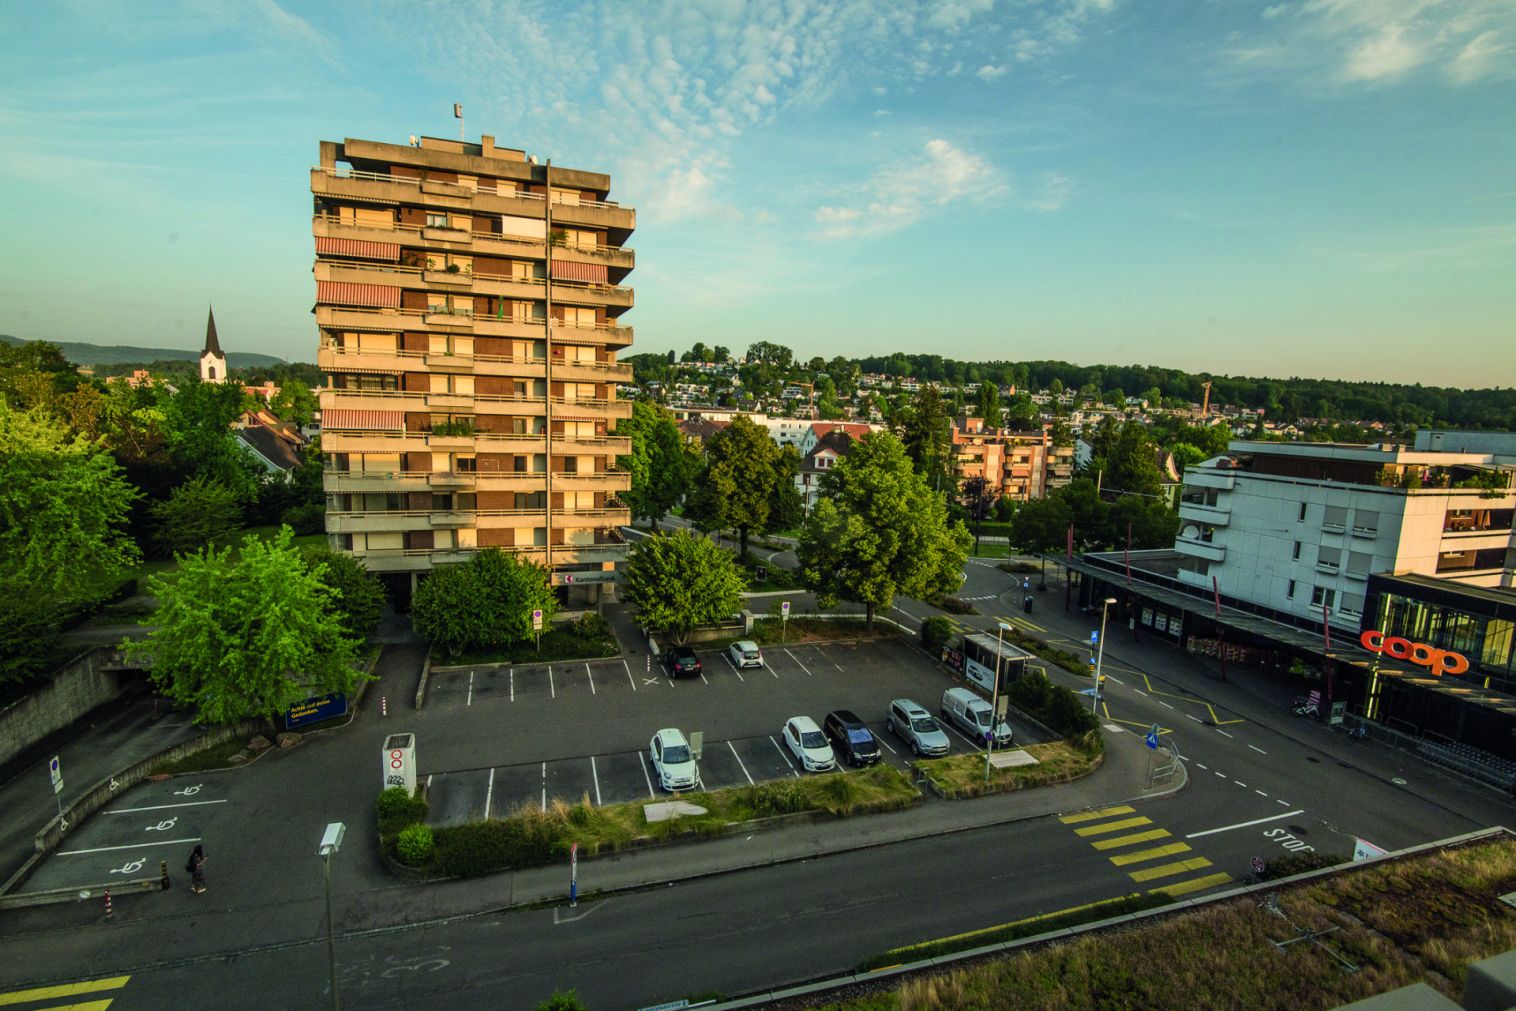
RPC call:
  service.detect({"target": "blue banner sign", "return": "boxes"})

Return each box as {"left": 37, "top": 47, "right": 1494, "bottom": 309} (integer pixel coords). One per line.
{"left": 286, "top": 692, "right": 348, "bottom": 729}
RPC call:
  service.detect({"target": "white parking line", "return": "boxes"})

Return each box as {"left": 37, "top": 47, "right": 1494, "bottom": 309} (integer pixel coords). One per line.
{"left": 1248, "top": 744, "right": 1267, "bottom": 755}
{"left": 727, "top": 741, "right": 755, "bottom": 785}
{"left": 541, "top": 762, "right": 547, "bottom": 811}
{"left": 1234, "top": 781, "right": 1248, "bottom": 788}
{"left": 641, "top": 756, "right": 656, "bottom": 797}
{"left": 1214, "top": 771, "right": 1226, "bottom": 777}
{"left": 1277, "top": 799, "right": 1291, "bottom": 806}
{"left": 784, "top": 649, "right": 814, "bottom": 677}
{"left": 1135, "top": 689, "right": 1150, "bottom": 697}
{"left": 876, "top": 734, "right": 898, "bottom": 755}
{"left": 770, "top": 735, "right": 800, "bottom": 777}
{"left": 591, "top": 755, "right": 603, "bottom": 806}
{"left": 943, "top": 721, "right": 982, "bottom": 750}
{"left": 485, "top": 768, "right": 495, "bottom": 819}
{"left": 467, "top": 671, "right": 474, "bottom": 707}
{"left": 623, "top": 659, "right": 637, "bottom": 692}
{"left": 1186, "top": 810, "right": 1304, "bottom": 839}
{"left": 1196, "top": 763, "right": 1208, "bottom": 770}
{"left": 834, "top": 663, "right": 843, "bottom": 672}
{"left": 510, "top": 668, "right": 515, "bottom": 703}
{"left": 1107, "top": 675, "right": 1125, "bottom": 685}
{"left": 61, "top": 838, "right": 201, "bottom": 856}
{"left": 586, "top": 663, "right": 596, "bottom": 696}
{"left": 106, "top": 800, "right": 228, "bottom": 815}
{"left": 699, "top": 668, "right": 710, "bottom": 685}
{"left": 549, "top": 666, "right": 556, "bottom": 700}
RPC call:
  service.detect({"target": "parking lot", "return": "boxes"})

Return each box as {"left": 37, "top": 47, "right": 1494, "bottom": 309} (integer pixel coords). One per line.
{"left": 419, "top": 638, "right": 1055, "bottom": 825}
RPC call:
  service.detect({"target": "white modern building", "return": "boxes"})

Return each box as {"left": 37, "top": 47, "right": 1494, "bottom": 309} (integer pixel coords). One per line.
{"left": 1175, "top": 439, "right": 1516, "bottom": 631}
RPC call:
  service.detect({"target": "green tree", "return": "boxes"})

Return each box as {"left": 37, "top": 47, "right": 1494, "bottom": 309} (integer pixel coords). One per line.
{"left": 768, "top": 444, "right": 804, "bottom": 535}
{"left": 895, "top": 383, "right": 952, "bottom": 493}
{"left": 411, "top": 550, "right": 557, "bottom": 656}
{"left": 684, "top": 415, "right": 783, "bottom": 556}
{"left": 150, "top": 474, "right": 243, "bottom": 554}
{"left": 615, "top": 401, "right": 693, "bottom": 529}
{"left": 302, "top": 545, "right": 387, "bottom": 641}
{"left": 975, "top": 382, "right": 1002, "bottom": 430}
{"left": 797, "top": 432, "right": 970, "bottom": 630}
{"left": 1107, "top": 495, "right": 1180, "bottom": 550}
{"left": 621, "top": 529, "right": 746, "bottom": 644}
{"left": 161, "top": 379, "right": 261, "bottom": 503}
{"left": 0, "top": 340, "right": 81, "bottom": 410}
{"left": 270, "top": 379, "right": 318, "bottom": 428}
{"left": 125, "top": 527, "right": 364, "bottom": 724}
{"left": 1169, "top": 442, "right": 1209, "bottom": 473}
{"left": 407, "top": 564, "right": 479, "bottom": 658}
{"left": 1088, "top": 421, "right": 1163, "bottom": 499}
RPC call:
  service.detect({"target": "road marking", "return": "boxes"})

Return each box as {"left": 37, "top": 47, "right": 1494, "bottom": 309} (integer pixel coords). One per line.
{"left": 641, "top": 756, "right": 656, "bottom": 797}
{"left": 623, "top": 659, "right": 637, "bottom": 692}
{"left": 106, "top": 799, "right": 227, "bottom": 814}
{"left": 1106, "top": 675, "right": 1124, "bottom": 685}
{"left": 1214, "top": 770, "right": 1226, "bottom": 777}
{"left": 876, "top": 735, "right": 897, "bottom": 755}
{"left": 467, "top": 670, "right": 474, "bottom": 707}
{"left": 699, "top": 668, "right": 710, "bottom": 685}
{"left": 1196, "top": 763, "right": 1208, "bottom": 770}
{"left": 1074, "top": 816, "right": 1152, "bottom": 837}
{"left": 541, "top": 762, "right": 546, "bottom": 811}
{"left": 727, "top": 741, "right": 755, "bottom": 785}
{"left": 1186, "top": 810, "right": 1305, "bottom": 839}
{"left": 1255, "top": 790, "right": 1269, "bottom": 797}
{"left": 484, "top": 768, "right": 495, "bottom": 819}
{"left": 1249, "top": 744, "right": 1266, "bottom": 755}
{"left": 60, "top": 838, "right": 200, "bottom": 856}
{"left": 586, "top": 663, "right": 596, "bottom": 696}
{"left": 1129, "top": 857, "right": 1213, "bottom": 882}
{"left": 1109, "top": 842, "right": 1192, "bottom": 866}
{"left": 510, "top": 668, "right": 515, "bottom": 702}
{"left": 1091, "top": 828, "right": 1172, "bottom": 850}
{"left": 1234, "top": 781, "right": 1248, "bottom": 788}
{"left": 770, "top": 735, "right": 800, "bottom": 777}
{"left": 1158, "top": 701, "right": 1175, "bottom": 710}
{"left": 1216, "top": 729, "right": 1234, "bottom": 738}
{"left": 1186, "top": 714, "right": 1202, "bottom": 724}
{"left": 784, "top": 649, "right": 814, "bottom": 677}
{"left": 0, "top": 976, "right": 131, "bottom": 1005}
{"left": 1278, "top": 799, "right": 1291, "bottom": 806}
{"left": 1061, "top": 806, "right": 1137, "bottom": 825}
{"left": 943, "top": 721, "right": 982, "bottom": 749}
{"left": 548, "top": 666, "right": 555, "bottom": 700}
{"left": 834, "top": 663, "right": 844, "bottom": 672}
{"left": 1151, "top": 872, "right": 1233, "bottom": 897}
{"left": 1134, "top": 689, "right": 1149, "bottom": 697}
{"left": 590, "top": 756, "right": 603, "bottom": 806}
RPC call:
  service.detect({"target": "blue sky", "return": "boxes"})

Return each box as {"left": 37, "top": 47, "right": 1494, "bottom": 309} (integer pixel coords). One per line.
{"left": 1, "top": 0, "right": 1512, "bottom": 387}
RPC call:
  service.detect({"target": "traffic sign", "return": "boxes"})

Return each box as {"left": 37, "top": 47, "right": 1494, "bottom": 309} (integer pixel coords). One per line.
{"left": 532, "top": 608, "right": 544, "bottom": 631}
{"left": 781, "top": 601, "right": 790, "bottom": 616}
{"left": 1090, "top": 630, "right": 1099, "bottom": 645}
{"left": 1144, "top": 727, "right": 1159, "bottom": 750}
{"left": 49, "top": 755, "right": 62, "bottom": 795}
{"left": 1251, "top": 856, "right": 1266, "bottom": 875}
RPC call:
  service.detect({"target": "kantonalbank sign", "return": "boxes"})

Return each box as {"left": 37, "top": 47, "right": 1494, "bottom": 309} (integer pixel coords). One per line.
{"left": 1360, "top": 631, "right": 1470, "bottom": 678}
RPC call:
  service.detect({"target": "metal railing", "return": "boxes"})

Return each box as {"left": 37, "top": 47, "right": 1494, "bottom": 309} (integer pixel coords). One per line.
{"left": 312, "top": 213, "right": 636, "bottom": 258}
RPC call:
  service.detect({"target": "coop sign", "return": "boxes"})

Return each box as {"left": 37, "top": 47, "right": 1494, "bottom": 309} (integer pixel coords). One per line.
{"left": 1359, "top": 631, "right": 1470, "bottom": 679}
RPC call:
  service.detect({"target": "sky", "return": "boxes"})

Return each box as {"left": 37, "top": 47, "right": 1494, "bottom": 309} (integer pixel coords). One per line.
{"left": 0, "top": 0, "right": 1513, "bottom": 388}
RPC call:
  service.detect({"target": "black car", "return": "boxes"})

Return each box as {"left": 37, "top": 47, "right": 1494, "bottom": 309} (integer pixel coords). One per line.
{"left": 666, "top": 646, "right": 703, "bottom": 678}
{"left": 823, "top": 709, "right": 881, "bottom": 766}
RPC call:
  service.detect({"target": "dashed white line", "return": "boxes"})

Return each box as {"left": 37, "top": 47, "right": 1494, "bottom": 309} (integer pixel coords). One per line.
{"left": 1158, "top": 700, "right": 1175, "bottom": 710}
{"left": 1248, "top": 744, "right": 1267, "bottom": 755}
{"left": 1254, "top": 789, "right": 1268, "bottom": 797}
{"left": 541, "top": 762, "right": 547, "bottom": 811}
{"left": 1185, "top": 714, "right": 1203, "bottom": 724}
{"left": 1277, "top": 799, "right": 1291, "bottom": 806}
{"left": 1234, "top": 781, "right": 1248, "bottom": 789}
{"left": 1106, "top": 675, "right": 1125, "bottom": 685}
{"left": 586, "top": 663, "right": 596, "bottom": 696}
{"left": 1196, "top": 763, "right": 1208, "bottom": 770}
{"left": 484, "top": 767, "right": 495, "bottom": 819}
{"left": 548, "top": 666, "right": 556, "bottom": 700}
{"left": 727, "top": 741, "right": 755, "bottom": 785}
{"left": 833, "top": 663, "right": 843, "bottom": 672}
{"left": 1135, "top": 689, "right": 1150, "bottom": 697}
{"left": 467, "top": 671, "right": 475, "bottom": 707}
{"left": 510, "top": 668, "right": 515, "bottom": 702}
{"left": 1216, "top": 729, "right": 1234, "bottom": 738}
{"left": 623, "top": 659, "right": 637, "bottom": 691}
{"left": 590, "top": 756, "right": 602, "bottom": 806}
{"left": 1214, "top": 771, "right": 1227, "bottom": 778}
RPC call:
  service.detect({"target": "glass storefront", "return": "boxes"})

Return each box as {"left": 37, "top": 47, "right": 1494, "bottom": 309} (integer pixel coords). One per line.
{"left": 1366, "top": 576, "right": 1516, "bottom": 694}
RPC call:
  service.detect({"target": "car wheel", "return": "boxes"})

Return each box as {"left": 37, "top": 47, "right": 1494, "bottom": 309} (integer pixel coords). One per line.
{"left": 886, "top": 718, "right": 894, "bottom": 734}
{"left": 910, "top": 741, "right": 920, "bottom": 756}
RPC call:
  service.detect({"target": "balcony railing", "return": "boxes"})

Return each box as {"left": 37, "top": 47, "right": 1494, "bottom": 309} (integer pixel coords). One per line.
{"left": 314, "top": 165, "right": 547, "bottom": 200}
{"left": 318, "top": 340, "right": 632, "bottom": 376}
{"left": 314, "top": 303, "right": 631, "bottom": 337}
{"left": 312, "top": 213, "right": 636, "bottom": 258}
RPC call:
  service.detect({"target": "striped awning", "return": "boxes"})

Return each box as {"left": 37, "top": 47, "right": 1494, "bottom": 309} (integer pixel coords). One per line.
{"left": 316, "top": 237, "right": 401, "bottom": 261}
{"left": 551, "top": 260, "right": 609, "bottom": 283}
{"left": 321, "top": 409, "right": 406, "bottom": 431}
{"left": 316, "top": 281, "right": 402, "bottom": 307}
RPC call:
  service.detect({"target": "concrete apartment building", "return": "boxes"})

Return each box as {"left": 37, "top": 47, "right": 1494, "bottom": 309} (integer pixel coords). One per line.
{"left": 951, "top": 417, "right": 1075, "bottom": 502}
{"left": 1175, "top": 438, "right": 1516, "bottom": 631}
{"left": 311, "top": 133, "right": 635, "bottom": 602}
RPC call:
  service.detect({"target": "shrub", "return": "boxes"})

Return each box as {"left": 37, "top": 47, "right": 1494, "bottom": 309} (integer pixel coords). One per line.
{"left": 744, "top": 780, "right": 808, "bottom": 817}
{"left": 571, "top": 612, "right": 610, "bottom": 640}
{"left": 433, "top": 808, "right": 568, "bottom": 877}
{"left": 280, "top": 502, "right": 325, "bottom": 535}
{"left": 937, "top": 595, "right": 977, "bottom": 615}
{"left": 396, "top": 823, "right": 434, "bottom": 865}
{"left": 921, "top": 615, "right": 954, "bottom": 652}
{"left": 536, "top": 991, "right": 588, "bottom": 1011}
{"left": 376, "top": 786, "right": 429, "bottom": 836}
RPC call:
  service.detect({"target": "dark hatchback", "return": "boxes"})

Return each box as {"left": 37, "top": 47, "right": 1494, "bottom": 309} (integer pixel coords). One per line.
{"left": 666, "top": 646, "right": 703, "bottom": 678}
{"left": 823, "top": 709, "right": 882, "bottom": 766}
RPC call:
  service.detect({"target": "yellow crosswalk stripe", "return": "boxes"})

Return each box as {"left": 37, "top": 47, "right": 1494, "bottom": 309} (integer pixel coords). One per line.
{"left": 0, "top": 976, "right": 129, "bottom": 1006}
{"left": 41, "top": 1001, "right": 114, "bottom": 1011}
{"left": 1074, "top": 816, "right": 1152, "bottom": 837}
{"left": 1091, "top": 828, "right": 1172, "bottom": 850}
{"left": 1150, "top": 872, "right": 1234, "bottom": 897}
{"left": 1109, "top": 842, "right": 1192, "bottom": 866}
{"left": 1059, "top": 805, "right": 1136, "bottom": 825}
{"left": 1128, "top": 857, "right": 1214, "bottom": 882}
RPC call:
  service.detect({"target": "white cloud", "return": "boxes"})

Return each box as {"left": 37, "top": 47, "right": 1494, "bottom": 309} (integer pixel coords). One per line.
{"left": 813, "top": 138, "right": 1007, "bottom": 239}
{"left": 1450, "top": 30, "right": 1510, "bottom": 84}
{"left": 1026, "top": 172, "right": 1074, "bottom": 212}
{"left": 976, "top": 64, "right": 1009, "bottom": 80}
{"left": 1343, "top": 24, "right": 1424, "bottom": 81}
{"left": 1262, "top": 3, "right": 1291, "bottom": 19}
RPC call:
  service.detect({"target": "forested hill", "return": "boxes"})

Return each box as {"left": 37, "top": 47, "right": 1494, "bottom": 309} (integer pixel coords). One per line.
{"left": 0, "top": 334, "right": 283, "bottom": 370}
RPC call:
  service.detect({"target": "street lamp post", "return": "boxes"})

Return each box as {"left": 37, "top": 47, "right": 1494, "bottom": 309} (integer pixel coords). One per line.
{"left": 985, "top": 621, "right": 1011, "bottom": 784}
{"left": 1092, "top": 597, "right": 1117, "bottom": 714}
{"left": 318, "top": 822, "right": 346, "bottom": 1011}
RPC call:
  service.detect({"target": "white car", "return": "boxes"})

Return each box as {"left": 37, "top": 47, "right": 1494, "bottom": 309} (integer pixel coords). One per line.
{"left": 649, "top": 728, "right": 698, "bottom": 792}
{"left": 782, "top": 716, "right": 836, "bottom": 773}
{"left": 728, "top": 640, "right": 764, "bottom": 669}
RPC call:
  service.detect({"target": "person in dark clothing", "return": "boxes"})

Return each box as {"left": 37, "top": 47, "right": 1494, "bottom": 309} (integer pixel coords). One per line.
{"left": 187, "top": 845, "right": 208, "bottom": 894}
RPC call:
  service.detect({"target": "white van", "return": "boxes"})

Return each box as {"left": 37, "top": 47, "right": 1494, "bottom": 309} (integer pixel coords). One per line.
{"left": 941, "top": 687, "right": 1013, "bottom": 747}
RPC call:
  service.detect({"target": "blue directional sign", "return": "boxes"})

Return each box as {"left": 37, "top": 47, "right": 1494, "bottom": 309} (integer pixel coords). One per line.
{"left": 1090, "top": 630, "right": 1100, "bottom": 645}
{"left": 1145, "top": 725, "right": 1160, "bottom": 749}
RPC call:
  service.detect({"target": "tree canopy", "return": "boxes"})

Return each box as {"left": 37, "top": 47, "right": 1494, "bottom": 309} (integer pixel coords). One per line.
{"left": 411, "top": 549, "right": 558, "bottom": 656}
{"left": 615, "top": 400, "right": 694, "bottom": 528}
{"left": 621, "top": 529, "right": 747, "bottom": 644}
{"left": 684, "top": 415, "right": 789, "bottom": 556}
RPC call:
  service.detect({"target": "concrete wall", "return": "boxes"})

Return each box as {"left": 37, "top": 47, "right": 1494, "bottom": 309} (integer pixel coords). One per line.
{"left": 0, "top": 649, "right": 125, "bottom": 769}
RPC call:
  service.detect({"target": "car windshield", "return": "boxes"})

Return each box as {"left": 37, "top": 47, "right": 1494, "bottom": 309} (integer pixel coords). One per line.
{"left": 847, "top": 728, "right": 874, "bottom": 745}
{"left": 742, "top": 648, "right": 759, "bottom": 658}
{"left": 677, "top": 655, "right": 696, "bottom": 665}
{"left": 911, "top": 716, "right": 938, "bottom": 733}
{"left": 800, "top": 731, "right": 826, "bottom": 749}
{"left": 662, "top": 745, "right": 690, "bottom": 764}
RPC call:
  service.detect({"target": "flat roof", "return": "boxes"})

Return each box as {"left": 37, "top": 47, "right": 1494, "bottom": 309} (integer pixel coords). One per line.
{"left": 964, "top": 632, "right": 1039, "bottom": 663}
{"left": 1372, "top": 572, "right": 1516, "bottom": 610}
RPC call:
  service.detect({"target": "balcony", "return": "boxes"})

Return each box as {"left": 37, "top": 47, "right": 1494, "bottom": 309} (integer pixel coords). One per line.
{"left": 424, "top": 310, "right": 474, "bottom": 330}
{"left": 428, "top": 470, "right": 477, "bottom": 489}
{"left": 1176, "top": 535, "right": 1225, "bottom": 563}
{"left": 312, "top": 214, "right": 635, "bottom": 273}
{"left": 472, "top": 273, "right": 548, "bottom": 301}
{"left": 1178, "top": 502, "right": 1230, "bottom": 527}
{"left": 429, "top": 511, "right": 471, "bottom": 528}
{"left": 427, "top": 432, "right": 475, "bottom": 450}
{"left": 1182, "top": 468, "right": 1235, "bottom": 492}
{"left": 349, "top": 547, "right": 475, "bottom": 573}
{"left": 321, "top": 389, "right": 427, "bottom": 413}
{"left": 552, "top": 471, "right": 632, "bottom": 493}
{"left": 551, "top": 359, "right": 634, "bottom": 383}
{"left": 551, "top": 542, "right": 630, "bottom": 565}
{"left": 422, "top": 268, "right": 473, "bottom": 290}
{"left": 426, "top": 392, "right": 475, "bottom": 412}
{"left": 551, "top": 277, "right": 635, "bottom": 311}
{"left": 475, "top": 509, "right": 547, "bottom": 530}
{"left": 323, "top": 470, "right": 428, "bottom": 492}
{"left": 552, "top": 434, "right": 632, "bottom": 455}
{"left": 549, "top": 320, "right": 633, "bottom": 348}
{"left": 320, "top": 430, "right": 427, "bottom": 455}
{"left": 325, "top": 511, "right": 429, "bottom": 534}
{"left": 549, "top": 397, "right": 631, "bottom": 423}
{"left": 476, "top": 472, "right": 551, "bottom": 492}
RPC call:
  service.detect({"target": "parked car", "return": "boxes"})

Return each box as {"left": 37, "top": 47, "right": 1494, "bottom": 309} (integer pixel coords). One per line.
{"left": 665, "top": 646, "right": 703, "bottom": 678}
{"left": 823, "top": 709, "right": 882, "bottom": 766}
{"left": 941, "top": 687, "right": 1013, "bottom": 747}
{"left": 886, "top": 698, "right": 950, "bottom": 757}
{"left": 781, "top": 716, "right": 836, "bottom": 772}
{"left": 649, "top": 728, "right": 698, "bottom": 791}
{"left": 728, "top": 640, "right": 764, "bottom": 669}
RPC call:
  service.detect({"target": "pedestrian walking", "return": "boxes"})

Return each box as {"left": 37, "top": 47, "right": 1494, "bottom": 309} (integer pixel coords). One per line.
{"left": 186, "top": 845, "right": 207, "bottom": 894}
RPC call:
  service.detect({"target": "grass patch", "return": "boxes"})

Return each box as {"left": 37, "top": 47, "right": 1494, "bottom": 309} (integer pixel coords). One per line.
{"left": 750, "top": 615, "right": 894, "bottom": 645}
{"left": 417, "top": 765, "right": 920, "bottom": 878}
{"left": 738, "top": 552, "right": 802, "bottom": 591}
{"left": 151, "top": 737, "right": 253, "bottom": 776}
{"left": 914, "top": 740, "right": 1102, "bottom": 798}
{"left": 829, "top": 836, "right": 1516, "bottom": 1010}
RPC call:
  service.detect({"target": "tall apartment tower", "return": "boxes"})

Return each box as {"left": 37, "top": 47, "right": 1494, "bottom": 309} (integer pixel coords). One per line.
{"left": 311, "top": 134, "right": 635, "bottom": 603}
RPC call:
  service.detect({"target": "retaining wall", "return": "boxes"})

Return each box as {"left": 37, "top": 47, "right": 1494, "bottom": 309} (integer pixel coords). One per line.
{"left": 0, "top": 648, "right": 125, "bottom": 769}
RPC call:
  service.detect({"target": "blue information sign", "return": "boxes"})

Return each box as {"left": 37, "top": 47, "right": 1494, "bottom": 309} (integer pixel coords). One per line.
{"left": 285, "top": 692, "right": 349, "bottom": 729}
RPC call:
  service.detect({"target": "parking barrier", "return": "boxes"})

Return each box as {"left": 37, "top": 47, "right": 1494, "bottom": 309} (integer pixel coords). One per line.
{"left": 382, "top": 696, "right": 388, "bottom": 717}
{"left": 160, "top": 860, "right": 170, "bottom": 891}
{"left": 104, "top": 888, "right": 112, "bottom": 921}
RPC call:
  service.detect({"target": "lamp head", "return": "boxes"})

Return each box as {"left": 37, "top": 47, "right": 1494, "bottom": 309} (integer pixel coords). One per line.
{"left": 1103, "top": 597, "right": 1117, "bottom": 605}
{"left": 318, "top": 821, "right": 346, "bottom": 857}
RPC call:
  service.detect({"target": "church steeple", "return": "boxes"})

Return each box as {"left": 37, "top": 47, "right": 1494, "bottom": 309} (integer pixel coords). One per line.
{"left": 199, "top": 305, "right": 227, "bottom": 383}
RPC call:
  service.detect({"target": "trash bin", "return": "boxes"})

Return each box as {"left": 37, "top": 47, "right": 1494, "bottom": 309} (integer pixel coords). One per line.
{"left": 1023, "top": 594, "right": 1034, "bottom": 614}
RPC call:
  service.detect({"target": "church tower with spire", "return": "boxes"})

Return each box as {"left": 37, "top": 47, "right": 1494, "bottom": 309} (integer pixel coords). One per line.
{"left": 199, "top": 305, "right": 227, "bottom": 383}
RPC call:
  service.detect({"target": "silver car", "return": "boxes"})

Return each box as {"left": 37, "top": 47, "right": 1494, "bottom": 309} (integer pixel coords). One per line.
{"left": 887, "top": 698, "right": 951, "bottom": 757}
{"left": 728, "top": 640, "right": 764, "bottom": 669}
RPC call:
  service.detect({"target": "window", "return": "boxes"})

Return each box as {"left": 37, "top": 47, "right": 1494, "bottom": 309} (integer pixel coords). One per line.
{"left": 1342, "top": 593, "right": 1365, "bottom": 616}
{"left": 1352, "top": 509, "right": 1379, "bottom": 536}
{"left": 1311, "top": 586, "right": 1336, "bottom": 608}
{"left": 1347, "top": 551, "right": 1373, "bottom": 578}
{"left": 426, "top": 212, "right": 450, "bottom": 228}
{"left": 513, "top": 455, "right": 528, "bottom": 472}
{"left": 455, "top": 455, "right": 477, "bottom": 472}
{"left": 1316, "top": 547, "right": 1341, "bottom": 572}
{"left": 1299, "top": 502, "right": 1308, "bottom": 522}
{"left": 1292, "top": 541, "right": 1301, "bottom": 560}
{"left": 1323, "top": 505, "right": 1348, "bottom": 531}
{"left": 1287, "top": 579, "right": 1297, "bottom": 599}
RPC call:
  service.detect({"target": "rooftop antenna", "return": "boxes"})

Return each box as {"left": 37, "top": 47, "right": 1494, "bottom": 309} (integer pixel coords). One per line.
{"left": 454, "top": 103, "right": 463, "bottom": 142}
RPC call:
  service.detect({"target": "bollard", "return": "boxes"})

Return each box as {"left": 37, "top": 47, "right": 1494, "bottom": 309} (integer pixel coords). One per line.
{"left": 160, "top": 859, "right": 170, "bottom": 891}
{"left": 646, "top": 654, "right": 651, "bottom": 675}
{"left": 104, "top": 888, "right": 113, "bottom": 921}
{"left": 381, "top": 696, "right": 388, "bottom": 717}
